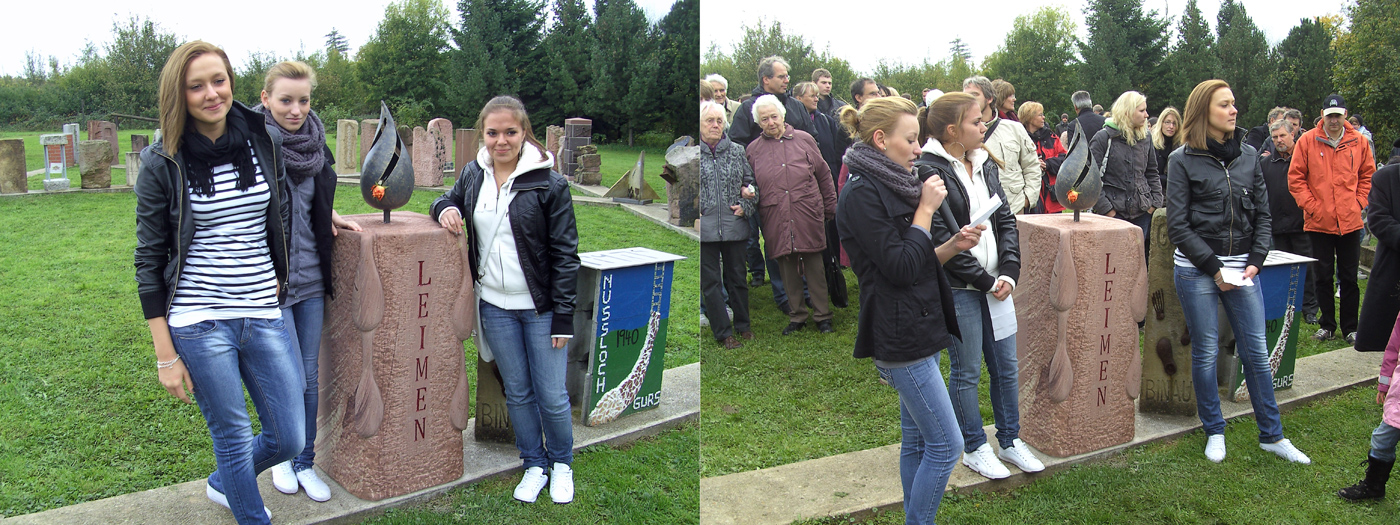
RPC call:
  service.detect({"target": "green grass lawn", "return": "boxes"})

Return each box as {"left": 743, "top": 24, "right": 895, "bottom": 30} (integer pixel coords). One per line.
{"left": 362, "top": 422, "right": 697, "bottom": 524}
{"left": 0, "top": 184, "right": 696, "bottom": 518}
{"left": 800, "top": 385, "right": 1398, "bottom": 524}
{"left": 702, "top": 263, "right": 1366, "bottom": 478}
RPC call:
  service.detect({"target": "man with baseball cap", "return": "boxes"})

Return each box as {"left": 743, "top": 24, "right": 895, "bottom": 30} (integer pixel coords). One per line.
{"left": 1288, "top": 94, "right": 1376, "bottom": 344}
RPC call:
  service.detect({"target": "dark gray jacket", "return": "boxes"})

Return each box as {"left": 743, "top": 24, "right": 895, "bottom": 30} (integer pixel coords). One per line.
{"left": 1165, "top": 130, "right": 1271, "bottom": 277}
{"left": 1090, "top": 124, "right": 1163, "bottom": 219}
{"left": 134, "top": 101, "right": 290, "bottom": 320}
{"left": 699, "top": 133, "right": 756, "bottom": 243}
{"left": 728, "top": 86, "right": 813, "bottom": 147}
{"left": 430, "top": 161, "right": 580, "bottom": 336}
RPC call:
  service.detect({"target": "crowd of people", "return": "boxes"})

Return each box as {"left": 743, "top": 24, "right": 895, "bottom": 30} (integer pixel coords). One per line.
{"left": 700, "top": 55, "right": 1400, "bottom": 522}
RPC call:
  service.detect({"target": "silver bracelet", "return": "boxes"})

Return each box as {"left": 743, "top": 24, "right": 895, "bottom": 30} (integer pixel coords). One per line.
{"left": 157, "top": 355, "right": 181, "bottom": 369}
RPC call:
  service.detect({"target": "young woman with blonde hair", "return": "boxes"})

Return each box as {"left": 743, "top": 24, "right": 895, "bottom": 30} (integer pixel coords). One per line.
{"left": 836, "top": 95, "right": 982, "bottom": 524}
{"left": 135, "top": 40, "right": 300, "bottom": 524}
{"left": 253, "top": 60, "right": 363, "bottom": 503}
{"left": 1152, "top": 106, "right": 1182, "bottom": 196}
{"left": 1091, "top": 90, "right": 1163, "bottom": 257}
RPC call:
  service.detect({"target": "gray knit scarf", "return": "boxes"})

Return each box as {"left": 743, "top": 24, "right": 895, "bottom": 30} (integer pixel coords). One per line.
{"left": 260, "top": 106, "right": 326, "bottom": 184}
{"left": 843, "top": 142, "right": 922, "bottom": 207}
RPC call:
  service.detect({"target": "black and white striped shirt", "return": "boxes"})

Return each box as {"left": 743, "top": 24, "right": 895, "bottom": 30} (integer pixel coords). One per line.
{"left": 167, "top": 145, "right": 280, "bottom": 327}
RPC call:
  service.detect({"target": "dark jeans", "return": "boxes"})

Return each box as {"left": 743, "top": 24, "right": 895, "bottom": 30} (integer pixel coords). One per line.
{"left": 1271, "top": 232, "right": 1319, "bottom": 315}
{"left": 702, "top": 240, "right": 751, "bottom": 340}
{"left": 1309, "top": 230, "right": 1361, "bottom": 334}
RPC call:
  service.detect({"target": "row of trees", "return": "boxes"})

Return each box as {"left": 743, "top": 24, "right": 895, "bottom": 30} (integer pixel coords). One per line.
{"left": 703, "top": 0, "right": 1399, "bottom": 150}
{"left": 0, "top": 0, "right": 698, "bottom": 143}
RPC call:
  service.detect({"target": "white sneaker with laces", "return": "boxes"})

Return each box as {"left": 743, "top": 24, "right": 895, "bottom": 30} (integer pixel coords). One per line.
{"left": 1205, "top": 434, "right": 1226, "bottom": 463}
{"left": 550, "top": 462, "right": 574, "bottom": 504}
{"left": 296, "top": 468, "right": 332, "bottom": 502}
{"left": 513, "top": 466, "right": 549, "bottom": 503}
{"left": 1260, "top": 438, "right": 1311, "bottom": 464}
{"left": 997, "top": 439, "right": 1045, "bottom": 473}
{"left": 271, "top": 460, "right": 298, "bottom": 494}
{"left": 962, "top": 443, "right": 1011, "bottom": 479}
{"left": 206, "top": 481, "right": 272, "bottom": 521}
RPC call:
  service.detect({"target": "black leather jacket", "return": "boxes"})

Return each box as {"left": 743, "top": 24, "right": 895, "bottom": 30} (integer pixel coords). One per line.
{"left": 134, "top": 101, "right": 290, "bottom": 320}
{"left": 430, "top": 161, "right": 580, "bottom": 336}
{"left": 1165, "top": 129, "right": 1271, "bottom": 277}
{"left": 914, "top": 152, "right": 1022, "bottom": 292}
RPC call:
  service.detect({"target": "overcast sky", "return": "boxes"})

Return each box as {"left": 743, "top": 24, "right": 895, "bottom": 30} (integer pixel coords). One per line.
{"left": 0, "top": 0, "right": 678, "bottom": 76}
{"left": 702, "top": 0, "right": 1348, "bottom": 74}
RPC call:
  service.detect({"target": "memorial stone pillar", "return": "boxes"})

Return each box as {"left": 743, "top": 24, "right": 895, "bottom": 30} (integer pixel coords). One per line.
{"left": 360, "top": 118, "right": 380, "bottom": 169}
{"left": 319, "top": 212, "right": 473, "bottom": 500}
{"left": 126, "top": 152, "right": 143, "bottom": 187}
{"left": 337, "top": 120, "right": 359, "bottom": 175}
{"left": 62, "top": 123, "right": 80, "bottom": 167}
{"left": 428, "top": 118, "right": 452, "bottom": 173}
{"left": 664, "top": 141, "right": 699, "bottom": 227}
{"left": 86, "top": 120, "right": 119, "bottom": 163}
{"left": 0, "top": 139, "right": 26, "bottom": 194}
{"left": 77, "top": 140, "right": 113, "bottom": 189}
{"left": 1015, "top": 214, "right": 1147, "bottom": 457}
{"left": 546, "top": 125, "right": 563, "bottom": 172}
{"left": 453, "top": 129, "right": 477, "bottom": 176}
{"left": 412, "top": 127, "right": 441, "bottom": 187}
{"left": 1140, "top": 209, "right": 1196, "bottom": 415}
{"left": 131, "top": 134, "right": 150, "bottom": 154}
{"left": 563, "top": 118, "right": 592, "bottom": 179}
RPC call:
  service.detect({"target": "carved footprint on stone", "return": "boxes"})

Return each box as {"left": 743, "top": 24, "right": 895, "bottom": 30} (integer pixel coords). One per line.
{"left": 1151, "top": 289, "right": 1166, "bottom": 321}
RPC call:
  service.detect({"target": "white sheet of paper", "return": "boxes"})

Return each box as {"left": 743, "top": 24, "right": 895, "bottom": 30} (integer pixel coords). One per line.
{"left": 1219, "top": 268, "right": 1254, "bottom": 287}
{"left": 968, "top": 194, "right": 1003, "bottom": 227}
{"left": 988, "top": 292, "right": 1017, "bottom": 341}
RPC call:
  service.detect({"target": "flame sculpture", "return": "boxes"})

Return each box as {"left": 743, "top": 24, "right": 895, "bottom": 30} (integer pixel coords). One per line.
{"left": 360, "top": 101, "right": 414, "bottom": 222}
{"left": 1054, "top": 120, "right": 1104, "bottom": 221}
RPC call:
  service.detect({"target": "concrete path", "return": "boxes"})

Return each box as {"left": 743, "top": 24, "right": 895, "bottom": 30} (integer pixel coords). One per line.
{"left": 699, "top": 348, "right": 1382, "bottom": 525}
{"left": 4, "top": 363, "right": 698, "bottom": 525}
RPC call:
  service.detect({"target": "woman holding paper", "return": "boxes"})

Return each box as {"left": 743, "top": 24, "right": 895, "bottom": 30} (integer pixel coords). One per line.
{"left": 912, "top": 91, "right": 1043, "bottom": 479}
{"left": 1166, "top": 79, "right": 1310, "bottom": 465}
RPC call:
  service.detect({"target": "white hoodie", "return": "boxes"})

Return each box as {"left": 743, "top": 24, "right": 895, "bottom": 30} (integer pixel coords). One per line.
{"left": 464, "top": 142, "right": 555, "bottom": 310}
{"left": 922, "top": 138, "right": 1002, "bottom": 285}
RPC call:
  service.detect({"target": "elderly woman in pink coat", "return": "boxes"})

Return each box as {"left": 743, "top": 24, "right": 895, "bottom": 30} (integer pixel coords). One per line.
{"left": 746, "top": 94, "right": 837, "bottom": 336}
{"left": 1338, "top": 311, "right": 1400, "bottom": 501}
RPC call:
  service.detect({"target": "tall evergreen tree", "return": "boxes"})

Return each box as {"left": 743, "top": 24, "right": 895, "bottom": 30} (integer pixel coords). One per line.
{"left": 1274, "top": 17, "right": 1334, "bottom": 119}
{"left": 655, "top": 0, "right": 699, "bottom": 139}
{"left": 449, "top": 0, "right": 546, "bottom": 126}
{"left": 1156, "top": 0, "right": 1218, "bottom": 110}
{"left": 537, "top": 0, "right": 593, "bottom": 128}
{"left": 1215, "top": 0, "right": 1275, "bottom": 129}
{"left": 586, "top": 0, "right": 651, "bottom": 140}
{"left": 1077, "top": 0, "right": 1168, "bottom": 108}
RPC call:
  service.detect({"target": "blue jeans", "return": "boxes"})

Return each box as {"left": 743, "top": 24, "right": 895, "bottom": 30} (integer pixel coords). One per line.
{"left": 1174, "top": 264, "right": 1284, "bottom": 443}
{"left": 478, "top": 300, "right": 574, "bottom": 468}
{"left": 170, "top": 317, "right": 305, "bottom": 525}
{"left": 1370, "top": 422, "right": 1400, "bottom": 462}
{"left": 281, "top": 297, "right": 324, "bottom": 472}
{"left": 876, "top": 356, "right": 962, "bottom": 525}
{"left": 946, "top": 288, "right": 1021, "bottom": 452}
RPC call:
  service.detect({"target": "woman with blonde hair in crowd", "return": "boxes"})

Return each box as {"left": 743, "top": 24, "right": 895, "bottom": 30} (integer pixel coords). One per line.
{"left": 1152, "top": 106, "right": 1183, "bottom": 196}
{"left": 136, "top": 40, "right": 301, "bottom": 524}
{"left": 836, "top": 95, "right": 983, "bottom": 524}
{"left": 1091, "top": 90, "right": 1162, "bottom": 258}
{"left": 1167, "top": 79, "right": 1310, "bottom": 465}
{"left": 914, "top": 91, "right": 1044, "bottom": 480}
{"left": 1019, "top": 101, "right": 1067, "bottom": 213}
{"left": 254, "top": 60, "right": 363, "bottom": 503}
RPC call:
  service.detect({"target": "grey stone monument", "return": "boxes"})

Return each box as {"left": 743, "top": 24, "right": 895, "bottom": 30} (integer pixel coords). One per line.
{"left": 0, "top": 139, "right": 26, "bottom": 194}
{"left": 77, "top": 140, "right": 113, "bottom": 189}
{"left": 337, "top": 119, "right": 359, "bottom": 175}
{"left": 125, "top": 152, "right": 143, "bottom": 187}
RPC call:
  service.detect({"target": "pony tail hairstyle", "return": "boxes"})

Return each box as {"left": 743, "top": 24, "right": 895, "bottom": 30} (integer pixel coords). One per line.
{"left": 917, "top": 105, "right": 933, "bottom": 146}
{"left": 841, "top": 97, "right": 917, "bottom": 147}
{"left": 838, "top": 104, "right": 861, "bottom": 141}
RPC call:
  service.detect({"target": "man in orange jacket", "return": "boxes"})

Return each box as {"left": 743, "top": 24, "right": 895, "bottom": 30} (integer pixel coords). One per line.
{"left": 1288, "top": 94, "right": 1375, "bottom": 344}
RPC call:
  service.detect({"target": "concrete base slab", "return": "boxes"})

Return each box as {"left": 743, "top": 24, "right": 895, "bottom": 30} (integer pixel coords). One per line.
{"left": 4, "top": 363, "right": 697, "bottom": 525}
{"left": 699, "top": 348, "right": 1381, "bottom": 525}
{"left": 41, "top": 179, "right": 69, "bottom": 192}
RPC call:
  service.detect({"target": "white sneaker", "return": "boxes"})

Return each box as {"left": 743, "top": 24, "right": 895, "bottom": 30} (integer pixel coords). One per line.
{"left": 962, "top": 443, "right": 1011, "bottom": 479}
{"left": 513, "top": 466, "right": 549, "bottom": 503}
{"left": 997, "top": 439, "right": 1045, "bottom": 473}
{"left": 1260, "top": 438, "right": 1311, "bottom": 464}
{"left": 271, "top": 460, "right": 298, "bottom": 494}
{"left": 206, "top": 481, "right": 272, "bottom": 521}
{"left": 1205, "top": 434, "right": 1226, "bottom": 463}
{"left": 550, "top": 462, "right": 574, "bottom": 504}
{"left": 296, "top": 468, "right": 332, "bottom": 502}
